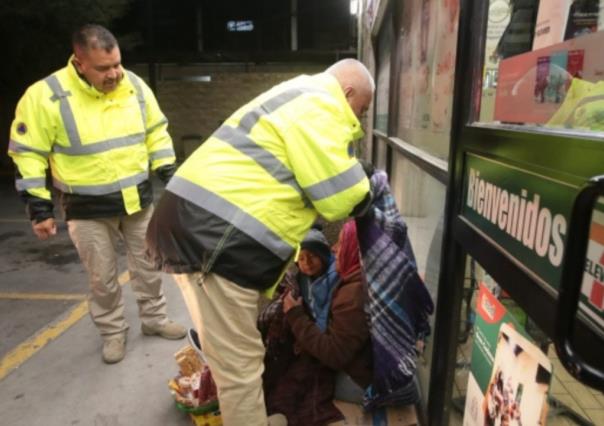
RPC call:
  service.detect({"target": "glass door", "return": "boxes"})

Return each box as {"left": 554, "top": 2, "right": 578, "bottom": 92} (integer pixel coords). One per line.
{"left": 430, "top": 0, "right": 604, "bottom": 424}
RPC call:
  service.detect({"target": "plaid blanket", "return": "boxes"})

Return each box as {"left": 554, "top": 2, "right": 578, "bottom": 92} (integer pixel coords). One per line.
{"left": 357, "top": 170, "right": 434, "bottom": 410}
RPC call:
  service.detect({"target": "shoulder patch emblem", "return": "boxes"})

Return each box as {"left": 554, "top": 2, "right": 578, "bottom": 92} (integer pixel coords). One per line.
{"left": 16, "top": 122, "right": 27, "bottom": 135}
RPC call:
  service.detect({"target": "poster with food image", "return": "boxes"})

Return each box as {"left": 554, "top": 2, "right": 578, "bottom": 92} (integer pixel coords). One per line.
{"left": 463, "top": 284, "right": 552, "bottom": 426}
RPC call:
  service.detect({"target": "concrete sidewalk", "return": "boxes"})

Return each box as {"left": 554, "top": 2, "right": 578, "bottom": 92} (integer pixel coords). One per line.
{"left": 0, "top": 179, "right": 195, "bottom": 425}
{"left": 0, "top": 272, "right": 194, "bottom": 426}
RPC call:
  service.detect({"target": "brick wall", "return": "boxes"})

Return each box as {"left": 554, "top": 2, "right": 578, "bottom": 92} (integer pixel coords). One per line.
{"left": 132, "top": 64, "right": 324, "bottom": 160}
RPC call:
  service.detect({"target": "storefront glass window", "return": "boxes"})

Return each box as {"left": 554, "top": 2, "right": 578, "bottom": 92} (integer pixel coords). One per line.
{"left": 449, "top": 258, "right": 603, "bottom": 426}
{"left": 395, "top": 0, "right": 460, "bottom": 160}
{"left": 374, "top": 12, "right": 393, "bottom": 170}
{"left": 477, "top": 0, "right": 604, "bottom": 135}
{"left": 375, "top": 16, "right": 392, "bottom": 134}
{"left": 389, "top": 154, "right": 446, "bottom": 406}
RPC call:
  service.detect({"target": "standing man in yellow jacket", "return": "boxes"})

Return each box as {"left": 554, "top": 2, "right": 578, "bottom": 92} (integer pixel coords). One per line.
{"left": 8, "top": 24, "right": 186, "bottom": 364}
{"left": 146, "top": 58, "right": 374, "bottom": 425}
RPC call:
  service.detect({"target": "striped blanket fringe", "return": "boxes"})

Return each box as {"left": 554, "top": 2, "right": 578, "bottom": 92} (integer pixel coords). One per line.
{"left": 357, "top": 170, "right": 435, "bottom": 410}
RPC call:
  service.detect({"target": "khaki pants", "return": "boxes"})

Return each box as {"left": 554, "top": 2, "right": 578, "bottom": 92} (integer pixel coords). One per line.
{"left": 68, "top": 206, "right": 168, "bottom": 337}
{"left": 173, "top": 272, "right": 268, "bottom": 426}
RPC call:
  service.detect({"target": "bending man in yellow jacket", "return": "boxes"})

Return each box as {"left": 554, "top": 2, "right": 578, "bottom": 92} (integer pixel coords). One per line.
{"left": 146, "top": 58, "right": 374, "bottom": 425}
{"left": 8, "top": 24, "right": 186, "bottom": 364}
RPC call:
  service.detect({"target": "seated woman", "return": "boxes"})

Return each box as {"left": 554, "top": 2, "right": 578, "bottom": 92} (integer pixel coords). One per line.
{"left": 259, "top": 221, "right": 371, "bottom": 426}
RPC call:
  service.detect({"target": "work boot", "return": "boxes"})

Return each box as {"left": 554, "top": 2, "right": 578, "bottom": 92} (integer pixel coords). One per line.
{"left": 268, "top": 413, "right": 288, "bottom": 426}
{"left": 141, "top": 320, "right": 187, "bottom": 340}
{"left": 102, "top": 335, "right": 126, "bottom": 364}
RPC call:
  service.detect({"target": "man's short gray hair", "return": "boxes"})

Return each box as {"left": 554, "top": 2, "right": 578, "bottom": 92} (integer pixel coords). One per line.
{"left": 326, "top": 58, "right": 375, "bottom": 94}
{"left": 72, "top": 24, "right": 118, "bottom": 53}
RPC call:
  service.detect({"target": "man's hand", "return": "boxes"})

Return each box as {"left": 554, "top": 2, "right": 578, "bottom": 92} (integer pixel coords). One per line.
{"left": 283, "top": 291, "right": 303, "bottom": 313}
{"left": 32, "top": 218, "right": 57, "bottom": 241}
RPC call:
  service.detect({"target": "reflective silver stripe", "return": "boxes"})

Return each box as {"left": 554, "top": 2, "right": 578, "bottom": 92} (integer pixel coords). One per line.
{"left": 53, "top": 133, "right": 145, "bottom": 155}
{"left": 146, "top": 117, "right": 168, "bottom": 134}
{"left": 149, "top": 148, "right": 176, "bottom": 161}
{"left": 238, "top": 89, "right": 306, "bottom": 132}
{"left": 167, "top": 176, "right": 293, "bottom": 260}
{"left": 16, "top": 177, "right": 46, "bottom": 191}
{"left": 303, "top": 162, "right": 366, "bottom": 201}
{"left": 53, "top": 171, "right": 149, "bottom": 195}
{"left": 211, "top": 88, "right": 322, "bottom": 207}
{"left": 45, "top": 75, "right": 82, "bottom": 147}
{"left": 214, "top": 126, "right": 306, "bottom": 199}
{"left": 8, "top": 139, "right": 50, "bottom": 158}
{"left": 127, "top": 71, "right": 147, "bottom": 130}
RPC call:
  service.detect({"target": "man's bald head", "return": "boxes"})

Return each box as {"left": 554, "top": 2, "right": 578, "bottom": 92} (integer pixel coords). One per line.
{"left": 326, "top": 59, "right": 375, "bottom": 119}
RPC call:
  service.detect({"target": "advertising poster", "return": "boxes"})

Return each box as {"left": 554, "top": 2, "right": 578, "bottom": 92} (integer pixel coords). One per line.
{"left": 534, "top": 55, "right": 550, "bottom": 103}
{"left": 494, "top": 30, "right": 604, "bottom": 125}
{"left": 546, "top": 50, "right": 568, "bottom": 103}
{"left": 566, "top": 48, "right": 585, "bottom": 80}
{"left": 462, "top": 284, "right": 552, "bottom": 426}
{"left": 533, "top": 0, "right": 572, "bottom": 50}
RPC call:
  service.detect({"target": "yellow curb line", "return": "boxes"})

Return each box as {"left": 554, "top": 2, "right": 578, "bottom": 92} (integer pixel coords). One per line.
{"left": 0, "top": 300, "right": 88, "bottom": 381}
{"left": 0, "top": 292, "right": 86, "bottom": 301}
{"left": 0, "top": 271, "right": 131, "bottom": 381}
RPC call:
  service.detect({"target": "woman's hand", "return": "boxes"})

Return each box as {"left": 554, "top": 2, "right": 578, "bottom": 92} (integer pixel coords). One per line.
{"left": 282, "top": 291, "right": 303, "bottom": 313}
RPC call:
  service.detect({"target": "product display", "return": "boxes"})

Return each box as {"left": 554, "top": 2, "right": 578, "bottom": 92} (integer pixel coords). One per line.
{"left": 169, "top": 344, "right": 221, "bottom": 425}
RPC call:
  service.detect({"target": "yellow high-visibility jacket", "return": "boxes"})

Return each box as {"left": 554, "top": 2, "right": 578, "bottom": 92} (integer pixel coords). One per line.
{"left": 146, "top": 72, "right": 371, "bottom": 292}
{"left": 8, "top": 57, "right": 175, "bottom": 221}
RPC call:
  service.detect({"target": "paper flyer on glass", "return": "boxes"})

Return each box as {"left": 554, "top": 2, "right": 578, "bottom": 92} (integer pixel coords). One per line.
{"left": 533, "top": 0, "right": 572, "bottom": 50}
{"left": 462, "top": 284, "right": 552, "bottom": 426}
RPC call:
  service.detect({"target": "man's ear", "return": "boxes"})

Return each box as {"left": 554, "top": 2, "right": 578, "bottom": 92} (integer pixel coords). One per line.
{"left": 72, "top": 56, "right": 84, "bottom": 73}
{"left": 344, "top": 86, "right": 355, "bottom": 100}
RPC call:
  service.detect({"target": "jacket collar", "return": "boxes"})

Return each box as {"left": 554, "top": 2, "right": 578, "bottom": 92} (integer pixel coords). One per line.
{"left": 65, "top": 55, "right": 129, "bottom": 99}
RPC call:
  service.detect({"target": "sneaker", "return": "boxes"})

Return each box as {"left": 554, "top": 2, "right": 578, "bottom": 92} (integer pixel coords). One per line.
{"left": 102, "top": 336, "right": 126, "bottom": 364}
{"left": 141, "top": 320, "right": 187, "bottom": 340}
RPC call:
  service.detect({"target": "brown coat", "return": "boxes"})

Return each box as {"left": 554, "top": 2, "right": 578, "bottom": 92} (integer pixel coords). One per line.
{"left": 285, "top": 267, "right": 372, "bottom": 388}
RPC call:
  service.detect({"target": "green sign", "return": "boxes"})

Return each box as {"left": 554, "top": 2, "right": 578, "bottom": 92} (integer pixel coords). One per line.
{"left": 462, "top": 154, "right": 576, "bottom": 288}
{"left": 462, "top": 154, "right": 604, "bottom": 330}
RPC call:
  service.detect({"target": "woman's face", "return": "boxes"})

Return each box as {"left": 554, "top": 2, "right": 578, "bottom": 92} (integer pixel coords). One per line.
{"left": 298, "top": 249, "right": 325, "bottom": 277}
